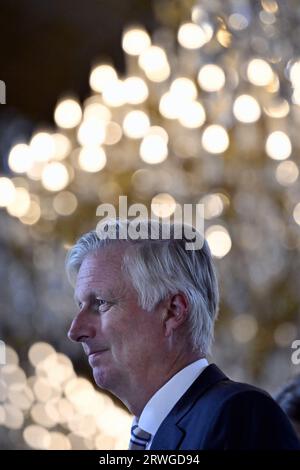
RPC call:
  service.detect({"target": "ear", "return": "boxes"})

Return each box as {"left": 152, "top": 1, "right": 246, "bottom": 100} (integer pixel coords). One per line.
{"left": 163, "top": 293, "right": 189, "bottom": 337}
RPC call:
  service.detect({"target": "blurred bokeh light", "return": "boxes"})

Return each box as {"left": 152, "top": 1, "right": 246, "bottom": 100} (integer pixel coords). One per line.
{"left": 0, "top": 344, "right": 131, "bottom": 449}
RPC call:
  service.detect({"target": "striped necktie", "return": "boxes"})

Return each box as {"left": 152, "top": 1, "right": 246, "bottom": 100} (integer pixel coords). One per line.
{"left": 128, "top": 420, "right": 152, "bottom": 450}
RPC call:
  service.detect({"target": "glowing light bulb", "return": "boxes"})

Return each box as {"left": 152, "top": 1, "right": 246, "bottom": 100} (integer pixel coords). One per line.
{"left": 123, "top": 77, "right": 149, "bottom": 104}
{"left": 8, "top": 144, "right": 33, "bottom": 173}
{"left": 293, "top": 202, "right": 300, "bottom": 225}
{"left": 41, "top": 163, "right": 69, "bottom": 191}
{"left": 178, "top": 101, "right": 206, "bottom": 128}
{"left": 77, "top": 119, "right": 106, "bottom": 146}
{"left": 54, "top": 99, "right": 82, "bottom": 129}
{"left": 102, "top": 80, "right": 126, "bottom": 107}
{"left": 30, "top": 133, "right": 56, "bottom": 162}
{"left": 0, "top": 178, "right": 16, "bottom": 207}
{"left": 202, "top": 125, "right": 229, "bottom": 154}
{"left": 52, "top": 134, "right": 71, "bottom": 160}
{"left": 247, "top": 58, "right": 274, "bottom": 86}
{"left": 83, "top": 102, "right": 111, "bottom": 122}
{"left": 159, "top": 92, "right": 179, "bottom": 119}
{"left": 147, "top": 126, "right": 169, "bottom": 143}
{"left": 275, "top": 161, "right": 299, "bottom": 186}
{"left": 170, "top": 78, "right": 197, "bottom": 101}
{"left": 151, "top": 193, "right": 177, "bottom": 218}
{"left": 122, "top": 28, "right": 151, "bottom": 56}
{"left": 233, "top": 94, "right": 261, "bottom": 123}
{"left": 197, "top": 64, "right": 225, "bottom": 92}
{"left": 265, "top": 131, "right": 291, "bottom": 160}
{"left": 78, "top": 147, "right": 107, "bottom": 173}
{"left": 20, "top": 200, "right": 41, "bottom": 225}
{"left": 122, "top": 111, "right": 150, "bottom": 139}
{"left": 138, "top": 46, "right": 170, "bottom": 82}
{"left": 53, "top": 191, "right": 78, "bottom": 216}
{"left": 104, "top": 122, "right": 122, "bottom": 145}
{"left": 200, "top": 193, "right": 224, "bottom": 219}
{"left": 6, "top": 187, "right": 31, "bottom": 217}
{"left": 89, "top": 65, "right": 118, "bottom": 93}
{"left": 178, "top": 22, "right": 212, "bottom": 49}
{"left": 289, "top": 60, "right": 300, "bottom": 88}
{"left": 140, "top": 135, "right": 168, "bottom": 164}
{"left": 205, "top": 225, "right": 232, "bottom": 258}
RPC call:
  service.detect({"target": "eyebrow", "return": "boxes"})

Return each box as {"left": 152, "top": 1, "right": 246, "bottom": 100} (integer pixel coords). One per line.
{"left": 74, "top": 288, "right": 117, "bottom": 306}
{"left": 74, "top": 291, "right": 101, "bottom": 306}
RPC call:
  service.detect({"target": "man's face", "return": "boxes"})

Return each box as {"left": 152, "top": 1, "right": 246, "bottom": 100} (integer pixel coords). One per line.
{"left": 68, "top": 245, "right": 166, "bottom": 402}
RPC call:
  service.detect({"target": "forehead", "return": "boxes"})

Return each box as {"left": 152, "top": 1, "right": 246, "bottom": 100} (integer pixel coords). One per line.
{"left": 75, "top": 245, "right": 126, "bottom": 297}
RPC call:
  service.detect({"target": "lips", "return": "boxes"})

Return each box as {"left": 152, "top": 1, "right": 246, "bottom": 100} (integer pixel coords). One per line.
{"left": 88, "top": 350, "right": 108, "bottom": 365}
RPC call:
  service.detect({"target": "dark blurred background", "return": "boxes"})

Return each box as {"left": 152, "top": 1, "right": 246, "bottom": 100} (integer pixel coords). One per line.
{"left": 0, "top": 0, "right": 155, "bottom": 121}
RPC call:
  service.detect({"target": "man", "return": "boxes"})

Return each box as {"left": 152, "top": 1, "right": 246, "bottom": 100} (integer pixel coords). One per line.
{"left": 66, "top": 218, "right": 300, "bottom": 450}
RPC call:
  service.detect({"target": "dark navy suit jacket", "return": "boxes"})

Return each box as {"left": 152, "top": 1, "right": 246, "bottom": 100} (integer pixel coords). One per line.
{"left": 150, "top": 364, "right": 300, "bottom": 450}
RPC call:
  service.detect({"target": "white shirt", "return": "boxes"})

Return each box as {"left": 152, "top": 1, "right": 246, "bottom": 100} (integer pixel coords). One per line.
{"left": 134, "top": 358, "right": 209, "bottom": 449}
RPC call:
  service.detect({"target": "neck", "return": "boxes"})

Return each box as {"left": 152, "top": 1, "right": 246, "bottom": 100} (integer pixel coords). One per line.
{"left": 125, "top": 350, "right": 205, "bottom": 417}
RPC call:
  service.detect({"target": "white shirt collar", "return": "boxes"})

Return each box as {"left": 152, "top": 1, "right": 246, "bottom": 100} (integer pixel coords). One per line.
{"left": 136, "top": 358, "right": 208, "bottom": 444}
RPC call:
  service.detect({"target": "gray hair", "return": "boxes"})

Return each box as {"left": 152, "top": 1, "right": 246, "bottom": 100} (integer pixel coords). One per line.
{"left": 66, "top": 218, "right": 219, "bottom": 355}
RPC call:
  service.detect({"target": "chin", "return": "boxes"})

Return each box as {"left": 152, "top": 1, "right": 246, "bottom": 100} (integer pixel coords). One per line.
{"left": 92, "top": 366, "right": 124, "bottom": 402}
{"left": 92, "top": 366, "right": 107, "bottom": 388}
{"left": 92, "top": 365, "right": 114, "bottom": 391}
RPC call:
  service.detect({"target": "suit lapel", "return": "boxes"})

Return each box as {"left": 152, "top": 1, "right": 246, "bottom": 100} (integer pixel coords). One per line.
{"left": 150, "top": 364, "right": 229, "bottom": 450}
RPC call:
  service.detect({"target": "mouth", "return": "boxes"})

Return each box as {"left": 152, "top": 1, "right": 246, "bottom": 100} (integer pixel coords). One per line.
{"left": 88, "top": 350, "right": 108, "bottom": 365}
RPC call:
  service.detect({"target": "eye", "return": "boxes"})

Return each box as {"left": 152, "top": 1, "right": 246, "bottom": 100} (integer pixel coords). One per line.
{"left": 94, "top": 298, "right": 109, "bottom": 312}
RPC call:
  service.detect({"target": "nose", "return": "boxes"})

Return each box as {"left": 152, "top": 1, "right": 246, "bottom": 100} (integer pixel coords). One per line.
{"left": 68, "top": 310, "right": 97, "bottom": 343}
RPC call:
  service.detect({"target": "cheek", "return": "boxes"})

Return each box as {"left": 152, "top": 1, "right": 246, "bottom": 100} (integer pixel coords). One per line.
{"left": 99, "top": 313, "right": 128, "bottom": 350}
{"left": 100, "top": 307, "right": 162, "bottom": 359}
{"left": 101, "top": 321, "right": 139, "bottom": 363}
{"left": 126, "top": 319, "right": 162, "bottom": 359}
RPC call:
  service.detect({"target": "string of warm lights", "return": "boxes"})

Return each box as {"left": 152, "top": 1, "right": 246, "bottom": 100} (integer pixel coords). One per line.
{"left": 1, "top": 0, "right": 299, "bottom": 260}
{"left": 0, "top": 343, "right": 131, "bottom": 450}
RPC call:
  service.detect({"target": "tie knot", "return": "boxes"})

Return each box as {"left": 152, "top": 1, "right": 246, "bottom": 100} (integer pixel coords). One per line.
{"left": 128, "top": 422, "right": 152, "bottom": 450}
